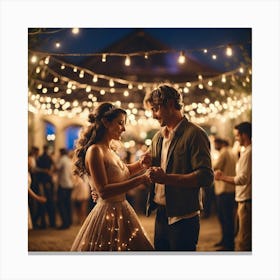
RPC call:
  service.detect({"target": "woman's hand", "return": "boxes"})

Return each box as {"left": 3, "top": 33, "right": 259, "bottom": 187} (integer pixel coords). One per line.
{"left": 139, "top": 152, "right": 152, "bottom": 169}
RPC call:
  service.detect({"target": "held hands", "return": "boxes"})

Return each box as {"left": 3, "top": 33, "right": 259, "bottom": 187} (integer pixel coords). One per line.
{"left": 214, "top": 170, "right": 223, "bottom": 180}
{"left": 146, "top": 167, "right": 167, "bottom": 184}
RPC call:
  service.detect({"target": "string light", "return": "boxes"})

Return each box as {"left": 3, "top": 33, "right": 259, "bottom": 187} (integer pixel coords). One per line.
{"left": 124, "top": 55, "right": 131, "bottom": 66}
{"left": 31, "top": 55, "right": 37, "bottom": 64}
{"left": 72, "top": 28, "right": 79, "bottom": 34}
{"left": 178, "top": 51, "right": 186, "bottom": 64}
{"left": 102, "top": 54, "right": 107, "bottom": 62}
{"left": 55, "top": 41, "right": 61, "bottom": 48}
{"left": 226, "top": 44, "right": 233, "bottom": 56}
{"left": 28, "top": 41, "right": 251, "bottom": 124}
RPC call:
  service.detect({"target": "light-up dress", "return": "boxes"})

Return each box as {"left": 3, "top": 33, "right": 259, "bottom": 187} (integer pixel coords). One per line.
{"left": 70, "top": 151, "right": 154, "bottom": 251}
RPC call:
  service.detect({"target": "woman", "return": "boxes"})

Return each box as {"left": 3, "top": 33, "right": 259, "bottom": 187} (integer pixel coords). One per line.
{"left": 71, "top": 102, "right": 154, "bottom": 251}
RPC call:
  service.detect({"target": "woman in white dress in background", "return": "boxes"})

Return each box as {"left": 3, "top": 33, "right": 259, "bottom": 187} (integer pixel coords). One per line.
{"left": 71, "top": 102, "right": 154, "bottom": 251}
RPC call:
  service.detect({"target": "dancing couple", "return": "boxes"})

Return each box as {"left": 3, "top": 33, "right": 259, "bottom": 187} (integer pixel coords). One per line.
{"left": 70, "top": 84, "right": 214, "bottom": 252}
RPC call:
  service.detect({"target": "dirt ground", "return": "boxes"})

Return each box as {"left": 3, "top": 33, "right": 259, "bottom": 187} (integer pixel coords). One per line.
{"left": 28, "top": 213, "right": 222, "bottom": 252}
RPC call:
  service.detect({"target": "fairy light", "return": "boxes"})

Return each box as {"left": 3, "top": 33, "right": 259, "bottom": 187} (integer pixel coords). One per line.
{"left": 86, "top": 86, "right": 91, "bottom": 92}
{"left": 109, "top": 79, "right": 114, "bottom": 87}
{"left": 226, "top": 45, "right": 233, "bottom": 56}
{"left": 124, "top": 55, "right": 131, "bottom": 66}
{"left": 53, "top": 77, "right": 59, "bottom": 82}
{"left": 60, "top": 64, "right": 65, "bottom": 70}
{"left": 31, "top": 55, "right": 37, "bottom": 64}
{"left": 93, "top": 75, "right": 98, "bottom": 82}
{"left": 72, "top": 28, "right": 79, "bottom": 34}
{"left": 55, "top": 41, "right": 61, "bottom": 48}
{"left": 79, "top": 70, "right": 84, "bottom": 78}
{"left": 178, "top": 51, "right": 186, "bottom": 64}
{"left": 203, "top": 49, "right": 208, "bottom": 53}
{"left": 123, "top": 90, "right": 129, "bottom": 96}
{"left": 102, "top": 54, "right": 107, "bottom": 62}
{"left": 144, "top": 53, "right": 148, "bottom": 59}
{"left": 44, "top": 56, "right": 50, "bottom": 64}
{"left": 212, "top": 54, "right": 217, "bottom": 60}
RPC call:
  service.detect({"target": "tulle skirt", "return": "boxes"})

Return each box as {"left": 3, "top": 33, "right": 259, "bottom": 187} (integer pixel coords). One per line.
{"left": 70, "top": 198, "right": 154, "bottom": 251}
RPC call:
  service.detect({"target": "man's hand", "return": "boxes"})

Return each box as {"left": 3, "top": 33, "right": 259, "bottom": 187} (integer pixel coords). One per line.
{"left": 147, "top": 167, "right": 167, "bottom": 184}
{"left": 214, "top": 170, "right": 223, "bottom": 180}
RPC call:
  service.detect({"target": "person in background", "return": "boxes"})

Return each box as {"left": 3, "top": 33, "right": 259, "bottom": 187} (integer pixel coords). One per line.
{"left": 215, "top": 122, "right": 252, "bottom": 251}
{"left": 72, "top": 174, "right": 90, "bottom": 225}
{"left": 28, "top": 174, "right": 47, "bottom": 230}
{"left": 36, "top": 144, "right": 56, "bottom": 228}
{"left": 144, "top": 84, "right": 214, "bottom": 251}
{"left": 212, "top": 137, "right": 237, "bottom": 251}
{"left": 56, "top": 148, "right": 74, "bottom": 229}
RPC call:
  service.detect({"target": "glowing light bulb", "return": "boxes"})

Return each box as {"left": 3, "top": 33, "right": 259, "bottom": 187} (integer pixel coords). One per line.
{"left": 178, "top": 51, "right": 186, "bottom": 64}
{"left": 93, "top": 75, "right": 98, "bottom": 82}
{"left": 55, "top": 41, "right": 60, "bottom": 48}
{"left": 109, "top": 79, "right": 114, "bottom": 87}
{"left": 72, "top": 28, "right": 79, "bottom": 34}
{"left": 125, "top": 56, "right": 131, "bottom": 66}
{"left": 31, "top": 55, "right": 37, "bottom": 64}
{"left": 226, "top": 45, "right": 233, "bottom": 56}
{"left": 212, "top": 54, "right": 217, "bottom": 60}
{"left": 102, "top": 54, "right": 106, "bottom": 62}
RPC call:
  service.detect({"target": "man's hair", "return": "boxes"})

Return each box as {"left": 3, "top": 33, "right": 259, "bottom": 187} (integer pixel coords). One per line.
{"left": 234, "top": 122, "right": 252, "bottom": 139}
{"left": 144, "top": 84, "right": 183, "bottom": 110}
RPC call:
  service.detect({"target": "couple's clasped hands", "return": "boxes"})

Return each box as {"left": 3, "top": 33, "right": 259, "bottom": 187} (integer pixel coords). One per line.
{"left": 139, "top": 152, "right": 166, "bottom": 184}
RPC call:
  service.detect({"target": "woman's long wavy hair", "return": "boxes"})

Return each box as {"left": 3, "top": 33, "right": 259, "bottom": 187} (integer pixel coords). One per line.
{"left": 73, "top": 102, "right": 127, "bottom": 177}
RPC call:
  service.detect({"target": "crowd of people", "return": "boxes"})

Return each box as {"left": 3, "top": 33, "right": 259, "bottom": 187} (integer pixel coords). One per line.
{"left": 28, "top": 84, "right": 252, "bottom": 252}
{"left": 28, "top": 145, "right": 92, "bottom": 230}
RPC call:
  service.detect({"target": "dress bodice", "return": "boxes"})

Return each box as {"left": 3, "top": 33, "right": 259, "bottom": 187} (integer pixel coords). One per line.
{"left": 88, "top": 150, "right": 130, "bottom": 203}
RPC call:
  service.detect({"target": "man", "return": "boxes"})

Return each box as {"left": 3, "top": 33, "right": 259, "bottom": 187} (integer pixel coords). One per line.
{"left": 144, "top": 84, "right": 214, "bottom": 251}
{"left": 56, "top": 148, "right": 74, "bottom": 229}
{"left": 36, "top": 145, "right": 56, "bottom": 228}
{"left": 215, "top": 122, "right": 252, "bottom": 251}
{"left": 212, "top": 137, "right": 237, "bottom": 251}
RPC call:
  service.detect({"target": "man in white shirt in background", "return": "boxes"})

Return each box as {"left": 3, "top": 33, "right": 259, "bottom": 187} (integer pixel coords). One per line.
{"left": 56, "top": 148, "right": 74, "bottom": 230}
{"left": 213, "top": 137, "right": 237, "bottom": 251}
{"left": 215, "top": 122, "right": 252, "bottom": 251}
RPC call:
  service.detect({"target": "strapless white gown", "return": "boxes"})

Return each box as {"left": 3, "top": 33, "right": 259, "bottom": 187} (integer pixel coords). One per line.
{"left": 70, "top": 154, "right": 154, "bottom": 251}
